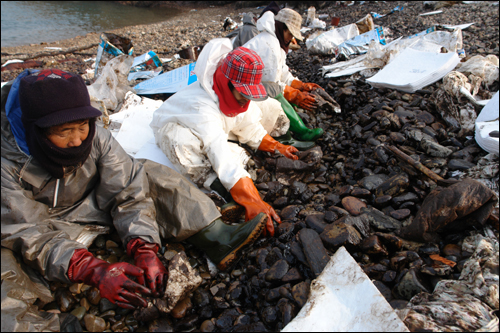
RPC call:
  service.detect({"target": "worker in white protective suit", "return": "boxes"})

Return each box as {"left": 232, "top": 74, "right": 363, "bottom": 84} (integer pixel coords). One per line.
{"left": 150, "top": 38, "right": 299, "bottom": 237}
{"left": 243, "top": 8, "right": 325, "bottom": 143}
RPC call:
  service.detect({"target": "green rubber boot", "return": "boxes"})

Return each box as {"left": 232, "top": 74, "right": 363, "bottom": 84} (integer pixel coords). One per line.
{"left": 273, "top": 130, "right": 315, "bottom": 151}
{"left": 275, "top": 94, "right": 324, "bottom": 142}
{"left": 221, "top": 201, "right": 245, "bottom": 223}
{"left": 186, "top": 213, "right": 267, "bottom": 270}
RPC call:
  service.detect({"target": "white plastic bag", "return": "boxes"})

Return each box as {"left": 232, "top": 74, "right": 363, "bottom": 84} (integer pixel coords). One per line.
{"left": 456, "top": 54, "right": 499, "bottom": 87}
{"left": 306, "top": 24, "right": 359, "bottom": 55}
{"left": 87, "top": 54, "right": 134, "bottom": 111}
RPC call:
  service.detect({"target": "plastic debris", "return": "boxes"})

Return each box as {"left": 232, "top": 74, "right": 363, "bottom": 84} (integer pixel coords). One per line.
{"left": 133, "top": 62, "right": 198, "bottom": 95}
{"left": 87, "top": 54, "right": 134, "bottom": 111}
{"left": 419, "top": 10, "right": 443, "bottom": 16}
{"left": 456, "top": 54, "right": 499, "bottom": 88}
{"left": 335, "top": 26, "right": 386, "bottom": 59}
{"left": 366, "top": 48, "right": 460, "bottom": 93}
{"left": 306, "top": 23, "right": 359, "bottom": 55}
{"left": 108, "top": 91, "right": 163, "bottom": 156}
{"left": 94, "top": 33, "right": 133, "bottom": 80}
{"left": 282, "top": 247, "right": 409, "bottom": 332}
{"left": 475, "top": 91, "right": 499, "bottom": 155}
{"left": 306, "top": 6, "right": 316, "bottom": 27}
{"left": 355, "top": 13, "right": 374, "bottom": 34}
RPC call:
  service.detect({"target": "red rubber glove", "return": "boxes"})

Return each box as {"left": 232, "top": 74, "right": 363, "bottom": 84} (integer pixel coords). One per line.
{"left": 68, "top": 249, "right": 150, "bottom": 309}
{"left": 127, "top": 238, "right": 168, "bottom": 298}
{"left": 230, "top": 177, "right": 281, "bottom": 237}
{"left": 258, "top": 134, "right": 298, "bottom": 160}
{"left": 290, "top": 79, "right": 323, "bottom": 92}
{"left": 284, "top": 85, "right": 318, "bottom": 111}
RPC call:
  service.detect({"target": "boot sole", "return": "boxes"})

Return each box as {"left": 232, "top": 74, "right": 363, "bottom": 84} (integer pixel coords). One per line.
{"left": 221, "top": 203, "right": 245, "bottom": 223}
{"left": 217, "top": 214, "right": 267, "bottom": 271}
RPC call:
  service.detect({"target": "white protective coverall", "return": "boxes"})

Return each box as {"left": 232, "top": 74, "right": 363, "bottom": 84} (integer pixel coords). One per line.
{"left": 243, "top": 11, "right": 298, "bottom": 95}
{"left": 150, "top": 38, "right": 287, "bottom": 192}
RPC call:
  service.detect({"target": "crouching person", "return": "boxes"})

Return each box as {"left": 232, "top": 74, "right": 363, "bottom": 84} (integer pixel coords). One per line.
{"left": 150, "top": 39, "right": 299, "bottom": 238}
{"left": 1, "top": 69, "right": 265, "bottom": 331}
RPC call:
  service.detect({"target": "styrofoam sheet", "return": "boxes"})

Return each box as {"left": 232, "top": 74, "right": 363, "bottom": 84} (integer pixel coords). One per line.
{"left": 282, "top": 247, "right": 409, "bottom": 332}
{"left": 475, "top": 91, "right": 499, "bottom": 155}
{"left": 366, "top": 48, "right": 460, "bottom": 93}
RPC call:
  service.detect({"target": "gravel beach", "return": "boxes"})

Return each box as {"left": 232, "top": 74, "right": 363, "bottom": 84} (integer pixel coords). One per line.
{"left": 1, "top": 1, "right": 499, "bottom": 332}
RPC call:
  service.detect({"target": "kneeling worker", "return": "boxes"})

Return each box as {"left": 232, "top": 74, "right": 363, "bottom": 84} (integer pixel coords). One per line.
{"left": 151, "top": 39, "right": 299, "bottom": 238}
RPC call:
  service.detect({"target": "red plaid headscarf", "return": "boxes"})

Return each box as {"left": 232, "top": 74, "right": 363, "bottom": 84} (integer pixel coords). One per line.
{"left": 221, "top": 47, "right": 267, "bottom": 101}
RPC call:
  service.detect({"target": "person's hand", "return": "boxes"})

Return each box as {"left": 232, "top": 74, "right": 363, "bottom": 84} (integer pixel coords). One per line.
{"left": 127, "top": 238, "right": 168, "bottom": 298}
{"left": 68, "top": 249, "right": 150, "bottom": 309}
{"left": 230, "top": 177, "right": 281, "bottom": 236}
{"left": 258, "top": 134, "right": 298, "bottom": 160}
{"left": 290, "top": 79, "right": 323, "bottom": 92}
{"left": 284, "top": 86, "right": 318, "bottom": 111}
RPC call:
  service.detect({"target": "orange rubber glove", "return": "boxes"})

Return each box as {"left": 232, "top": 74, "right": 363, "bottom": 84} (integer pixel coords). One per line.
{"left": 230, "top": 177, "right": 281, "bottom": 237}
{"left": 258, "top": 134, "right": 298, "bottom": 160}
{"left": 284, "top": 85, "right": 318, "bottom": 111}
{"left": 290, "top": 79, "right": 323, "bottom": 92}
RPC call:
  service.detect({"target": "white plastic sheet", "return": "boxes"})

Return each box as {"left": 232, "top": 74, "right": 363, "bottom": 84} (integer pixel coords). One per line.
{"left": 366, "top": 48, "right": 460, "bottom": 93}
{"left": 282, "top": 247, "right": 409, "bottom": 332}
{"left": 306, "top": 24, "right": 359, "bottom": 55}
{"left": 475, "top": 91, "right": 499, "bottom": 155}
{"left": 133, "top": 62, "right": 198, "bottom": 95}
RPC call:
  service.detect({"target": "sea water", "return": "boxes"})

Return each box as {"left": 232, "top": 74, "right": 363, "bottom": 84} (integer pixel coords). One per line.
{"left": 1, "top": 1, "right": 182, "bottom": 47}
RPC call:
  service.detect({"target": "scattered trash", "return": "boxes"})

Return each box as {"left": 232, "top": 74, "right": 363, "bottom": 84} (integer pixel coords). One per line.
{"left": 306, "top": 23, "right": 359, "bottom": 55}
{"left": 475, "top": 91, "right": 499, "bottom": 155}
{"left": 355, "top": 13, "right": 374, "bottom": 34}
{"left": 456, "top": 54, "right": 499, "bottom": 88}
{"left": 133, "top": 62, "right": 198, "bottom": 95}
{"left": 94, "top": 33, "right": 133, "bottom": 80}
{"left": 335, "top": 26, "right": 385, "bottom": 59}
{"left": 331, "top": 16, "right": 340, "bottom": 27}
{"left": 44, "top": 47, "right": 62, "bottom": 50}
{"left": 282, "top": 247, "right": 409, "bottom": 332}
{"left": 419, "top": 10, "right": 443, "bottom": 16}
{"left": 441, "top": 22, "right": 475, "bottom": 31}
{"left": 401, "top": 232, "right": 499, "bottom": 331}
{"left": 1, "top": 60, "right": 43, "bottom": 72}
{"left": 366, "top": 48, "right": 460, "bottom": 93}
{"left": 371, "top": 5, "right": 404, "bottom": 19}
{"left": 130, "top": 51, "right": 163, "bottom": 73}
{"left": 87, "top": 54, "right": 134, "bottom": 111}
{"left": 309, "top": 18, "right": 326, "bottom": 29}
{"left": 223, "top": 17, "right": 237, "bottom": 31}
{"left": 178, "top": 45, "right": 203, "bottom": 60}
{"left": 306, "top": 6, "right": 316, "bottom": 27}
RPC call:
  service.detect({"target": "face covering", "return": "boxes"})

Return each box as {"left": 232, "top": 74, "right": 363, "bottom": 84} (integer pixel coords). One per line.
{"left": 213, "top": 66, "right": 250, "bottom": 117}
{"left": 23, "top": 118, "right": 96, "bottom": 179}
{"left": 275, "top": 21, "right": 291, "bottom": 53}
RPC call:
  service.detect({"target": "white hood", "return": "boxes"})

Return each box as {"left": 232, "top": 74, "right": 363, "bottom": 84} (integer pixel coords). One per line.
{"left": 257, "top": 11, "right": 276, "bottom": 37}
{"left": 194, "top": 38, "right": 233, "bottom": 102}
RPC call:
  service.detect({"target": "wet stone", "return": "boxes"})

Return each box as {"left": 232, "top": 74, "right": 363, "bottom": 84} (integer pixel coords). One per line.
{"left": 359, "top": 174, "right": 391, "bottom": 191}
{"left": 375, "top": 232, "right": 403, "bottom": 252}
{"left": 265, "top": 259, "right": 289, "bottom": 282}
{"left": 266, "top": 287, "right": 281, "bottom": 302}
{"left": 305, "top": 214, "right": 327, "bottom": 234}
{"left": 418, "top": 243, "right": 440, "bottom": 256}
{"left": 339, "top": 185, "right": 353, "bottom": 197}
{"left": 70, "top": 306, "right": 86, "bottom": 321}
{"left": 133, "top": 301, "right": 159, "bottom": 322}
{"left": 56, "top": 289, "right": 76, "bottom": 313}
{"left": 374, "top": 195, "right": 393, "bottom": 208}
{"left": 341, "top": 196, "right": 367, "bottom": 216}
{"left": 175, "top": 314, "right": 199, "bottom": 331}
{"left": 375, "top": 173, "right": 409, "bottom": 197}
{"left": 282, "top": 267, "right": 303, "bottom": 283}
{"left": 149, "top": 318, "right": 173, "bottom": 332}
{"left": 382, "top": 270, "right": 397, "bottom": 283}
{"left": 390, "top": 300, "right": 409, "bottom": 310}
{"left": 280, "top": 205, "right": 301, "bottom": 220}
{"left": 200, "top": 319, "right": 215, "bottom": 332}
{"left": 396, "top": 268, "right": 430, "bottom": 300}
{"left": 392, "top": 192, "right": 419, "bottom": 206}
{"left": 99, "top": 310, "right": 115, "bottom": 321}
{"left": 80, "top": 297, "right": 91, "bottom": 311}
{"left": 99, "top": 297, "right": 116, "bottom": 313}
{"left": 448, "top": 159, "right": 476, "bottom": 171}
{"left": 373, "top": 281, "right": 393, "bottom": 302}
{"left": 94, "top": 235, "right": 106, "bottom": 249}
{"left": 390, "top": 209, "right": 411, "bottom": 220}
{"left": 87, "top": 287, "right": 101, "bottom": 306}
{"left": 292, "top": 281, "right": 310, "bottom": 308}
{"left": 299, "top": 228, "right": 330, "bottom": 277}
{"left": 84, "top": 314, "right": 106, "bottom": 332}
{"left": 320, "top": 223, "right": 362, "bottom": 252}
{"left": 290, "top": 241, "right": 308, "bottom": 266}
{"left": 351, "top": 188, "right": 371, "bottom": 198}
{"left": 171, "top": 296, "right": 192, "bottom": 319}
{"left": 360, "top": 235, "right": 388, "bottom": 256}
{"left": 361, "top": 207, "right": 401, "bottom": 232}
{"left": 442, "top": 244, "right": 462, "bottom": 258}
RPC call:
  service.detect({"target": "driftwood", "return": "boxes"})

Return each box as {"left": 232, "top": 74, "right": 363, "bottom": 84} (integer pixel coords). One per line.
{"left": 383, "top": 144, "right": 459, "bottom": 187}
{"left": 2, "top": 43, "right": 98, "bottom": 64}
